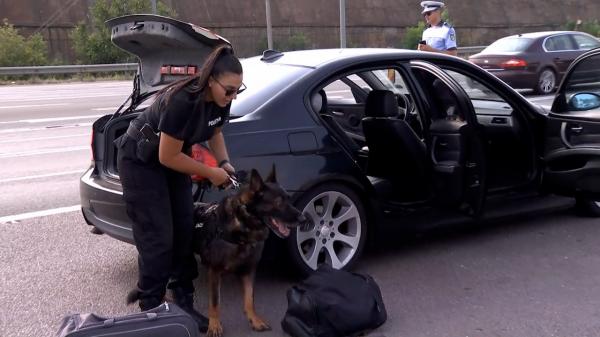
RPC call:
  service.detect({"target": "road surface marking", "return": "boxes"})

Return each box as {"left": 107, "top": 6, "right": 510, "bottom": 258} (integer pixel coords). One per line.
{"left": 0, "top": 133, "right": 89, "bottom": 143}
{"left": 0, "top": 146, "right": 88, "bottom": 158}
{"left": 0, "top": 114, "right": 102, "bottom": 124}
{"left": 0, "top": 205, "right": 80, "bottom": 223}
{"left": 92, "top": 107, "right": 120, "bottom": 111}
{"left": 0, "top": 103, "right": 69, "bottom": 110}
{"left": 0, "top": 123, "right": 93, "bottom": 134}
{"left": 0, "top": 170, "right": 85, "bottom": 183}
{"left": 0, "top": 93, "right": 127, "bottom": 103}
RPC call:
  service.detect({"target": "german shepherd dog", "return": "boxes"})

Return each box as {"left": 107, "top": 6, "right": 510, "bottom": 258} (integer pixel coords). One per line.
{"left": 193, "top": 166, "right": 306, "bottom": 337}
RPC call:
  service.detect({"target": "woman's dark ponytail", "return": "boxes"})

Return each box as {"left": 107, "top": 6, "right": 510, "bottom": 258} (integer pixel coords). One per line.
{"left": 159, "top": 44, "right": 242, "bottom": 104}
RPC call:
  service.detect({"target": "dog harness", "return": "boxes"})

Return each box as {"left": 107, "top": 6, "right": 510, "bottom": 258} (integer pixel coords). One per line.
{"left": 194, "top": 201, "right": 263, "bottom": 246}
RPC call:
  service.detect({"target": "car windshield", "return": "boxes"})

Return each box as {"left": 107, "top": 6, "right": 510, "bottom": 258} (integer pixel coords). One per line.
{"left": 484, "top": 37, "right": 532, "bottom": 53}
{"left": 230, "top": 58, "right": 312, "bottom": 117}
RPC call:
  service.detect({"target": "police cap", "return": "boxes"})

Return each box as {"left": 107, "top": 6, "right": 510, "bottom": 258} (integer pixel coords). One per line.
{"left": 420, "top": 1, "right": 445, "bottom": 14}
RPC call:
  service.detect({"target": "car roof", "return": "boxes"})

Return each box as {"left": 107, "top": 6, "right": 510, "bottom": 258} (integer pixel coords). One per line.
{"left": 249, "top": 48, "right": 424, "bottom": 69}
{"left": 503, "top": 31, "right": 587, "bottom": 40}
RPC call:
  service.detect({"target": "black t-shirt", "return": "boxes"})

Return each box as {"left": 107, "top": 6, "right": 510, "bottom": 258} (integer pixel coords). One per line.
{"left": 133, "top": 87, "right": 230, "bottom": 152}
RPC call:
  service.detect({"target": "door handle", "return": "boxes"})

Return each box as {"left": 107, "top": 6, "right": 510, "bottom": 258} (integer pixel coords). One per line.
{"left": 570, "top": 125, "right": 583, "bottom": 134}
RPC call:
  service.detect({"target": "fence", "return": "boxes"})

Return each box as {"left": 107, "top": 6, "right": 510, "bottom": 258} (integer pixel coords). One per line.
{"left": 0, "top": 46, "right": 485, "bottom": 76}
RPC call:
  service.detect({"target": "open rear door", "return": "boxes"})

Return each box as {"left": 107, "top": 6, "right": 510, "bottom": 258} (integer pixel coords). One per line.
{"left": 410, "top": 61, "right": 487, "bottom": 216}
{"left": 544, "top": 49, "right": 600, "bottom": 199}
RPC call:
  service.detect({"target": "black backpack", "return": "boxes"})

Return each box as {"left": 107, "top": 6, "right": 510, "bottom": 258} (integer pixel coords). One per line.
{"left": 281, "top": 265, "right": 387, "bottom": 337}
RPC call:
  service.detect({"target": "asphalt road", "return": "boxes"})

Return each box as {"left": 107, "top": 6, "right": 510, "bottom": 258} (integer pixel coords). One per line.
{"left": 1, "top": 81, "right": 585, "bottom": 337}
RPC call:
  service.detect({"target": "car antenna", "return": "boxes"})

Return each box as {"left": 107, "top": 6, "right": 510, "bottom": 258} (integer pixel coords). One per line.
{"left": 260, "top": 49, "right": 284, "bottom": 62}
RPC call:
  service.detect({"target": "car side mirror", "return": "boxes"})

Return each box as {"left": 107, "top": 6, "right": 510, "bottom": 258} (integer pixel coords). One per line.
{"left": 568, "top": 93, "right": 600, "bottom": 111}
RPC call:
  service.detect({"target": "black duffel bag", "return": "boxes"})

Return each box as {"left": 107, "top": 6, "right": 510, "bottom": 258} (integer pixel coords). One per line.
{"left": 281, "top": 265, "right": 387, "bottom": 337}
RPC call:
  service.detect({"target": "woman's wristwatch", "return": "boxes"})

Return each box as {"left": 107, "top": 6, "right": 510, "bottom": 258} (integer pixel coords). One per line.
{"left": 218, "top": 159, "right": 230, "bottom": 168}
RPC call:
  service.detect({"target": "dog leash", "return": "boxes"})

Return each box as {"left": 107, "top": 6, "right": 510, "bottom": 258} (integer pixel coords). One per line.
{"left": 228, "top": 175, "right": 240, "bottom": 190}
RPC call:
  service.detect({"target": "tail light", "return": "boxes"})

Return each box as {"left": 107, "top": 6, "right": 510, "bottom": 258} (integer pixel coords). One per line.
{"left": 160, "top": 65, "right": 197, "bottom": 76}
{"left": 501, "top": 59, "right": 528, "bottom": 69}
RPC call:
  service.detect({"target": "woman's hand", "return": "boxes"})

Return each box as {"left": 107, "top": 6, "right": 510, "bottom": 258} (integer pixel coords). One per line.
{"left": 221, "top": 162, "right": 235, "bottom": 175}
{"left": 208, "top": 167, "right": 230, "bottom": 187}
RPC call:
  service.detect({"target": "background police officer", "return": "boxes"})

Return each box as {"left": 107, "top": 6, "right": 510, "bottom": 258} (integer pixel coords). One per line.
{"left": 417, "top": 1, "right": 458, "bottom": 56}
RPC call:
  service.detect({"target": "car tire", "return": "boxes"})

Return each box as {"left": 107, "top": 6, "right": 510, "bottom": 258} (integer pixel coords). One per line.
{"left": 576, "top": 197, "right": 600, "bottom": 217}
{"left": 287, "top": 183, "right": 367, "bottom": 276}
{"left": 534, "top": 68, "right": 556, "bottom": 95}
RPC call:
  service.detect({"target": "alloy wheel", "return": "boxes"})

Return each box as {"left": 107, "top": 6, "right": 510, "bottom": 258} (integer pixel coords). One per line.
{"left": 538, "top": 69, "right": 556, "bottom": 94}
{"left": 296, "top": 190, "right": 362, "bottom": 270}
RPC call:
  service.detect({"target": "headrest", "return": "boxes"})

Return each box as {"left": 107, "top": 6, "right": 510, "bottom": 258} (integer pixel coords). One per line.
{"left": 365, "top": 90, "right": 399, "bottom": 118}
{"left": 432, "top": 79, "right": 457, "bottom": 106}
{"left": 311, "top": 90, "right": 327, "bottom": 114}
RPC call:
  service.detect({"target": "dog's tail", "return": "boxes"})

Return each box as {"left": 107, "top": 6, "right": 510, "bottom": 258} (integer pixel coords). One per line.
{"left": 126, "top": 288, "right": 141, "bottom": 305}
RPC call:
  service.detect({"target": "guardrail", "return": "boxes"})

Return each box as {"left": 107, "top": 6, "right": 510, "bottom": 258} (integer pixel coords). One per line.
{"left": 0, "top": 46, "right": 485, "bottom": 76}
{"left": 0, "top": 63, "right": 138, "bottom": 76}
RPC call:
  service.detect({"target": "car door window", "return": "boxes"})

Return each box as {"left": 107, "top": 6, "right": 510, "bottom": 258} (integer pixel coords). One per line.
{"left": 323, "top": 80, "right": 358, "bottom": 104}
{"left": 545, "top": 35, "right": 575, "bottom": 52}
{"left": 573, "top": 34, "right": 600, "bottom": 50}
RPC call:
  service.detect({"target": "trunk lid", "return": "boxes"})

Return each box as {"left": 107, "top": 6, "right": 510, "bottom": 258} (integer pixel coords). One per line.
{"left": 106, "top": 14, "right": 230, "bottom": 104}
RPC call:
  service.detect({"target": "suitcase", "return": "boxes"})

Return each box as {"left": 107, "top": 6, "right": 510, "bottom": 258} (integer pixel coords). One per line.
{"left": 56, "top": 302, "right": 199, "bottom": 337}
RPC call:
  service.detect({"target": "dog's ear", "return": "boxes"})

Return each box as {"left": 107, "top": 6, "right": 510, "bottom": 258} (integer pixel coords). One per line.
{"left": 249, "top": 169, "right": 264, "bottom": 192}
{"left": 266, "top": 164, "right": 277, "bottom": 183}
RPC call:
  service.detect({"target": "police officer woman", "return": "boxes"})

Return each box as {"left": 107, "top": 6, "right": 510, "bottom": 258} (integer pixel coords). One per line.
{"left": 116, "top": 44, "right": 243, "bottom": 332}
{"left": 417, "top": 1, "right": 458, "bottom": 56}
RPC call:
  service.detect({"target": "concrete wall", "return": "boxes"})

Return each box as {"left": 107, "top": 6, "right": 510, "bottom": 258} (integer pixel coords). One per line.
{"left": 1, "top": 0, "right": 599, "bottom": 62}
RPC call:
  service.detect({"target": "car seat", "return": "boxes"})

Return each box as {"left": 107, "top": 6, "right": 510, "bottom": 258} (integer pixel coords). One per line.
{"left": 362, "top": 90, "right": 428, "bottom": 184}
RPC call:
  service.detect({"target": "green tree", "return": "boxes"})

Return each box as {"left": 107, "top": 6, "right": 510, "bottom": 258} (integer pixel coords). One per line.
{"left": 563, "top": 20, "right": 600, "bottom": 37}
{"left": 71, "top": 0, "right": 176, "bottom": 64}
{"left": 402, "top": 21, "right": 426, "bottom": 49}
{"left": 0, "top": 19, "right": 48, "bottom": 66}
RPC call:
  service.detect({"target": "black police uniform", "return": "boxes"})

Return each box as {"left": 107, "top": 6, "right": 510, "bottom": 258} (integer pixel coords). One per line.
{"left": 116, "top": 87, "right": 230, "bottom": 310}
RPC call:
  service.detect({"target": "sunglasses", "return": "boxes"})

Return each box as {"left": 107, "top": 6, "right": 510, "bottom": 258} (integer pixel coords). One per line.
{"left": 213, "top": 77, "right": 246, "bottom": 96}
{"left": 423, "top": 11, "right": 436, "bottom": 17}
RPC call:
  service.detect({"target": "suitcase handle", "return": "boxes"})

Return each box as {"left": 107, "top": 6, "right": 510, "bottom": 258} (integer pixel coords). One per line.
{"left": 102, "top": 310, "right": 161, "bottom": 327}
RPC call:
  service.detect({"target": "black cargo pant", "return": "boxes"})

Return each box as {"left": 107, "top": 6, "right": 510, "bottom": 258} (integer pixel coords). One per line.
{"left": 116, "top": 136, "right": 198, "bottom": 310}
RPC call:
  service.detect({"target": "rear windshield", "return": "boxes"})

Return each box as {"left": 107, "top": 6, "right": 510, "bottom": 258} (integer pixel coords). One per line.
{"left": 230, "top": 58, "right": 312, "bottom": 117}
{"left": 484, "top": 37, "right": 533, "bottom": 53}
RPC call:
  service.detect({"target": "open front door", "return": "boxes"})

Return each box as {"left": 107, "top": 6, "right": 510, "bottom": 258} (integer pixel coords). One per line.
{"left": 410, "top": 61, "right": 487, "bottom": 216}
{"left": 544, "top": 49, "right": 600, "bottom": 199}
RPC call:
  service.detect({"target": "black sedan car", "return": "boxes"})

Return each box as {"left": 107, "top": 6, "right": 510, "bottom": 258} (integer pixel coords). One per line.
{"left": 469, "top": 31, "right": 600, "bottom": 94}
{"left": 81, "top": 15, "right": 600, "bottom": 275}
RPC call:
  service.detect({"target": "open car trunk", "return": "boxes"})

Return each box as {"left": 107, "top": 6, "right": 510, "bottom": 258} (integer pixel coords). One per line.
{"left": 107, "top": 14, "right": 230, "bottom": 104}
{"left": 98, "top": 14, "right": 231, "bottom": 174}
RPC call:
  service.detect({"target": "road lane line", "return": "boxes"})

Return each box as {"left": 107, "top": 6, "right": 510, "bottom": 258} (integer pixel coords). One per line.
{"left": 0, "top": 103, "right": 70, "bottom": 110}
{"left": 0, "top": 114, "right": 103, "bottom": 124}
{"left": 528, "top": 96, "right": 553, "bottom": 102}
{"left": 0, "top": 123, "right": 93, "bottom": 134}
{"left": 0, "top": 170, "right": 85, "bottom": 183}
{"left": 92, "top": 107, "right": 119, "bottom": 111}
{"left": 1, "top": 93, "right": 128, "bottom": 103}
{"left": 0, "top": 133, "right": 89, "bottom": 143}
{"left": 0, "top": 205, "right": 80, "bottom": 223}
{"left": 0, "top": 146, "right": 88, "bottom": 158}
{"left": 326, "top": 90, "right": 352, "bottom": 94}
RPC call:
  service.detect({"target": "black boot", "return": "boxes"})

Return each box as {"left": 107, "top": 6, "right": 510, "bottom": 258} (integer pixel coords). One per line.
{"left": 171, "top": 288, "right": 209, "bottom": 333}
{"left": 126, "top": 287, "right": 162, "bottom": 312}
